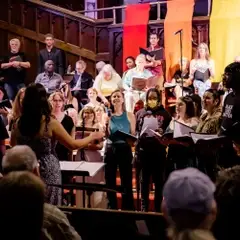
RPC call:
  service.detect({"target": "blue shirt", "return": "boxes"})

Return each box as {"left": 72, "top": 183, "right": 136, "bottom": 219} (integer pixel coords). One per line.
{"left": 109, "top": 112, "right": 130, "bottom": 143}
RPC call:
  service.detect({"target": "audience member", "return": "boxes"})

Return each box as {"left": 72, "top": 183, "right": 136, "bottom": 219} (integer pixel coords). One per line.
{"left": 1, "top": 38, "right": 30, "bottom": 100}
{"left": 2, "top": 145, "right": 81, "bottom": 240}
{"left": 0, "top": 171, "right": 45, "bottom": 240}
{"left": 213, "top": 166, "right": 240, "bottom": 240}
{"left": 38, "top": 33, "right": 65, "bottom": 76}
{"left": 35, "top": 60, "right": 63, "bottom": 95}
{"left": 162, "top": 168, "right": 217, "bottom": 240}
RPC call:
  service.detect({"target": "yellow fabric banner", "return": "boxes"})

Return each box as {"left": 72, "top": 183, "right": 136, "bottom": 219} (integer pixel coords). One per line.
{"left": 210, "top": 0, "right": 240, "bottom": 82}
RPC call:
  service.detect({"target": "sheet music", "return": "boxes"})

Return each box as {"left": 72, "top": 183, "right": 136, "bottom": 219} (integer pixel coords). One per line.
{"left": 60, "top": 161, "right": 83, "bottom": 171}
{"left": 149, "top": 129, "right": 162, "bottom": 137}
{"left": 190, "top": 133, "right": 224, "bottom": 144}
{"left": 141, "top": 116, "right": 159, "bottom": 137}
{"left": 173, "top": 120, "right": 194, "bottom": 138}
{"left": 77, "top": 162, "right": 105, "bottom": 177}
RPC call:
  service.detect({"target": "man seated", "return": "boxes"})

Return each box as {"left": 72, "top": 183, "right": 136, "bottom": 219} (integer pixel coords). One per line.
{"left": 35, "top": 60, "right": 63, "bottom": 95}
{"left": 123, "top": 54, "right": 153, "bottom": 112}
{"left": 70, "top": 60, "right": 93, "bottom": 104}
{"left": 2, "top": 145, "right": 81, "bottom": 240}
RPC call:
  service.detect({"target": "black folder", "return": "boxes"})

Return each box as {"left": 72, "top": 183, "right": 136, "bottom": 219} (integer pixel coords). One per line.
{"left": 0, "top": 99, "right": 11, "bottom": 109}
{"left": 113, "top": 130, "right": 137, "bottom": 142}
{"left": 139, "top": 47, "right": 163, "bottom": 60}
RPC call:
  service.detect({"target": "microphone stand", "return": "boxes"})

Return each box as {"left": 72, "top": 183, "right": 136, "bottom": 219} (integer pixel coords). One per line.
{"left": 176, "top": 30, "right": 184, "bottom": 96}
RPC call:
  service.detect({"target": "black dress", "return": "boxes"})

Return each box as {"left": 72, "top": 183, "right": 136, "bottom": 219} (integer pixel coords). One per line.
{"left": 55, "top": 114, "right": 74, "bottom": 161}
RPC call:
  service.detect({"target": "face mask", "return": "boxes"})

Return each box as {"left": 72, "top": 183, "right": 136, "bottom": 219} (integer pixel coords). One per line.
{"left": 147, "top": 100, "right": 158, "bottom": 109}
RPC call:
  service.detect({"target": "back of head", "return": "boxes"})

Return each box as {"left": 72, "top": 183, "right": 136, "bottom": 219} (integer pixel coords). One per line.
{"left": 162, "top": 168, "right": 216, "bottom": 240}
{"left": 2, "top": 145, "right": 38, "bottom": 175}
{"left": 213, "top": 166, "right": 240, "bottom": 239}
{"left": 18, "top": 83, "right": 51, "bottom": 137}
{"left": 0, "top": 171, "right": 45, "bottom": 240}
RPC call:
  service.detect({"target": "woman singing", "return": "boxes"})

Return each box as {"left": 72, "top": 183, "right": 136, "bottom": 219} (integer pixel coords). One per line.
{"left": 10, "top": 83, "right": 104, "bottom": 205}
{"left": 136, "top": 88, "right": 171, "bottom": 212}
{"left": 190, "top": 43, "right": 215, "bottom": 98}
{"left": 104, "top": 90, "right": 135, "bottom": 210}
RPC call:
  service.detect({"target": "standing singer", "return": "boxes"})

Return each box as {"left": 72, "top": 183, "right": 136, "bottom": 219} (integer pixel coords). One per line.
{"left": 136, "top": 88, "right": 171, "bottom": 212}
{"left": 104, "top": 90, "right": 135, "bottom": 210}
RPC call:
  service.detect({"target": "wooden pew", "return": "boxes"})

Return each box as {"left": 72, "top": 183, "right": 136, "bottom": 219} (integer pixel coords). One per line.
{"left": 59, "top": 207, "right": 167, "bottom": 240}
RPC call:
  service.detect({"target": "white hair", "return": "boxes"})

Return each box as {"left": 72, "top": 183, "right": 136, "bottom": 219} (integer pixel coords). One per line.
{"left": 96, "top": 61, "right": 106, "bottom": 71}
{"left": 2, "top": 145, "right": 38, "bottom": 174}
{"left": 9, "top": 38, "right": 21, "bottom": 46}
{"left": 135, "top": 54, "right": 146, "bottom": 62}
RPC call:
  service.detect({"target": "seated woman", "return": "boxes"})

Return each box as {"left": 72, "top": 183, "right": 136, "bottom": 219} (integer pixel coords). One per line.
{"left": 85, "top": 88, "right": 102, "bottom": 108}
{"left": 123, "top": 54, "right": 153, "bottom": 112}
{"left": 122, "top": 56, "right": 136, "bottom": 79}
{"left": 196, "top": 89, "right": 223, "bottom": 134}
{"left": 93, "top": 64, "right": 122, "bottom": 105}
{"left": 189, "top": 43, "right": 215, "bottom": 98}
{"left": 61, "top": 83, "right": 79, "bottom": 112}
{"left": 75, "top": 106, "right": 104, "bottom": 208}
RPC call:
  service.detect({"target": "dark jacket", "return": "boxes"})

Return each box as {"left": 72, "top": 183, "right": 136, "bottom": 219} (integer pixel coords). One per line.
{"left": 69, "top": 71, "right": 93, "bottom": 98}
{"left": 38, "top": 47, "right": 65, "bottom": 76}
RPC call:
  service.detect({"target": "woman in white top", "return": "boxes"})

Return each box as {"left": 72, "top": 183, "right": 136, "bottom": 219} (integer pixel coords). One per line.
{"left": 93, "top": 64, "right": 122, "bottom": 105}
{"left": 189, "top": 43, "right": 215, "bottom": 98}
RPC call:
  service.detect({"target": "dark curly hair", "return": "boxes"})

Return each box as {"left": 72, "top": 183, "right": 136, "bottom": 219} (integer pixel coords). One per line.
{"left": 223, "top": 62, "right": 240, "bottom": 92}
{"left": 18, "top": 83, "right": 52, "bottom": 137}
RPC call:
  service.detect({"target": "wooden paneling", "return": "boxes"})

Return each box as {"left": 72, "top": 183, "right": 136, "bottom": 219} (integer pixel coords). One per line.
{"left": 24, "top": 5, "right": 37, "bottom": 31}
{"left": 0, "top": 2, "right": 9, "bottom": 22}
{"left": 10, "top": 3, "right": 22, "bottom": 26}
{"left": 0, "top": 0, "right": 210, "bottom": 85}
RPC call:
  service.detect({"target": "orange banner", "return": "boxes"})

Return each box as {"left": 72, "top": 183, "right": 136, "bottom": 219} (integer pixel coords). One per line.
{"left": 164, "top": 0, "right": 195, "bottom": 81}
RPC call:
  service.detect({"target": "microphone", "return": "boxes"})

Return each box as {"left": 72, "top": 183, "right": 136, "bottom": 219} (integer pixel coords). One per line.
{"left": 174, "top": 29, "right": 183, "bottom": 35}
